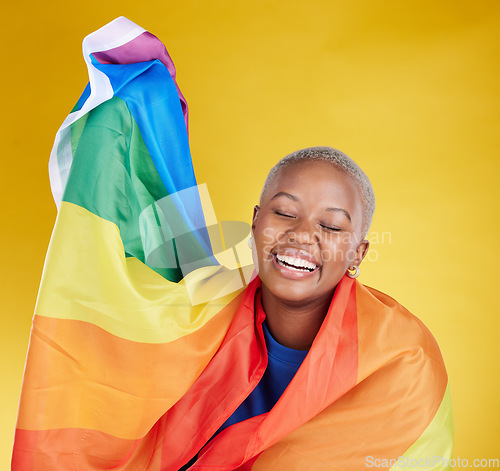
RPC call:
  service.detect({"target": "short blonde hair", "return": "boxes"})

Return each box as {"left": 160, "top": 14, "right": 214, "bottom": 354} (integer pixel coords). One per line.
{"left": 260, "top": 146, "right": 375, "bottom": 238}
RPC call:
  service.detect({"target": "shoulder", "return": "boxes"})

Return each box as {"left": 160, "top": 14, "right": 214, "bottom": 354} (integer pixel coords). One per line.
{"left": 356, "top": 282, "right": 438, "bottom": 346}
{"left": 354, "top": 281, "right": 447, "bottom": 379}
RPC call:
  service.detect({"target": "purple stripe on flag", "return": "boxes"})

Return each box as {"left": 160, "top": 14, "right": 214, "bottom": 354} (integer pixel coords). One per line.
{"left": 92, "top": 31, "right": 189, "bottom": 132}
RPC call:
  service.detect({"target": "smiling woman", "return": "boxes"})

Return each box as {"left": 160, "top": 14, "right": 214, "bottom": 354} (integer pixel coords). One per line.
{"left": 252, "top": 148, "right": 371, "bottom": 350}
{"left": 12, "top": 18, "right": 453, "bottom": 471}
{"left": 207, "top": 147, "right": 454, "bottom": 468}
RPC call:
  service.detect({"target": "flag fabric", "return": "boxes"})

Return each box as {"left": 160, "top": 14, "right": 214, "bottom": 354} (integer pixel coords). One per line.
{"left": 12, "top": 17, "right": 453, "bottom": 470}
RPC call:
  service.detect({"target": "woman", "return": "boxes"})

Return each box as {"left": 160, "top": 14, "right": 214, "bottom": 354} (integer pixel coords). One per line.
{"left": 251, "top": 147, "right": 372, "bottom": 351}
{"left": 13, "top": 18, "right": 453, "bottom": 470}
{"left": 174, "top": 148, "right": 453, "bottom": 469}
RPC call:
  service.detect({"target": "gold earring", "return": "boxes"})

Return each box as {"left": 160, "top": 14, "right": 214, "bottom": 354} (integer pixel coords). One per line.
{"left": 346, "top": 266, "right": 360, "bottom": 279}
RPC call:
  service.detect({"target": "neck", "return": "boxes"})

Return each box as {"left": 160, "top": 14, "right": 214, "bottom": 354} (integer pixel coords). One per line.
{"left": 260, "top": 286, "right": 334, "bottom": 350}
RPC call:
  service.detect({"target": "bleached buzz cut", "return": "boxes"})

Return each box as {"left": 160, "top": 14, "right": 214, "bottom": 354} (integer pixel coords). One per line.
{"left": 260, "top": 146, "right": 375, "bottom": 239}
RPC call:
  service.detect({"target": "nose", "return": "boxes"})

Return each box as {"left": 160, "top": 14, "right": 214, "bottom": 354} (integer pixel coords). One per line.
{"left": 286, "top": 218, "right": 319, "bottom": 245}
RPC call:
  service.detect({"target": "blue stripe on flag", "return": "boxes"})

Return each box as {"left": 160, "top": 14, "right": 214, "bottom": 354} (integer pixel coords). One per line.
{"left": 88, "top": 55, "right": 213, "bottom": 258}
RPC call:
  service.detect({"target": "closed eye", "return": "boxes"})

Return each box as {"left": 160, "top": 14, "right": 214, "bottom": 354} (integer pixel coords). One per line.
{"left": 320, "top": 224, "right": 341, "bottom": 232}
{"left": 274, "top": 210, "right": 296, "bottom": 218}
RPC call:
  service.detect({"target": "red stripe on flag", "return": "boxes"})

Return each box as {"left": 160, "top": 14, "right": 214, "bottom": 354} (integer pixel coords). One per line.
{"left": 164, "top": 276, "right": 359, "bottom": 469}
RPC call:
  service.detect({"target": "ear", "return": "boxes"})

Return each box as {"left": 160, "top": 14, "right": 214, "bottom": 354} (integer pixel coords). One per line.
{"left": 352, "top": 239, "right": 370, "bottom": 268}
{"left": 251, "top": 205, "right": 260, "bottom": 232}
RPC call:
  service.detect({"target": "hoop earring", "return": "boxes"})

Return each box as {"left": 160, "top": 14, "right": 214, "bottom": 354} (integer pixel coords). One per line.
{"left": 247, "top": 235, "right": 254, "bottom": 248}
{"left": 346, "top": 266, "right": 360, "bottom": 279}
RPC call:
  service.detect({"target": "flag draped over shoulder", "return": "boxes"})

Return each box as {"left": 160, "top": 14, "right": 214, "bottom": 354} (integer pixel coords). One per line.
{"left": 13, "top": 17, "right": 453, "bottom": 471}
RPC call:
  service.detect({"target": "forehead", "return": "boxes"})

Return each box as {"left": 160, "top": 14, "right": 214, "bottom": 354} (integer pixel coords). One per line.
{"left": 266, "top": 160, "right": 362, "bottom": 206}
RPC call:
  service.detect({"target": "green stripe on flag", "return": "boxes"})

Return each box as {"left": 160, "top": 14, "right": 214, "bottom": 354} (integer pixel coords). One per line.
{"left": 71, "top": 113, "right": 89, "bottom": 155}
{"left": 63, "top": 96, "right": 208, "bottom": 282}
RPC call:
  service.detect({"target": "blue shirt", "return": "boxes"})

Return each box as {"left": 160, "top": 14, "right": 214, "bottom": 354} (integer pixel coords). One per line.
{"left": 219, "top": 320, "right": 309, "bottom": 432}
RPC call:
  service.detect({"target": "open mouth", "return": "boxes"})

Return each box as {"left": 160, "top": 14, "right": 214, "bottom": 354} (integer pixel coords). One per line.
{"left": 274, "top": 254, "right": 319, "bottom": 273}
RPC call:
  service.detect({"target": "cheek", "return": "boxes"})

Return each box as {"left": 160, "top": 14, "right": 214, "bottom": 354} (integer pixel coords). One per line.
{"left": 320, "top": 238, "right": 358, "bottom": 267}
{"left": 254, "top": 220, "right": 287, "bottom": 253}
{"left": 252, "top": 229, "right": 276, "bottom": 271}
{"left": 250, "top": 239, "right": 260, "bottom": 272}
{"left": 254, "top": 230, "right": 273, "bottom": 256}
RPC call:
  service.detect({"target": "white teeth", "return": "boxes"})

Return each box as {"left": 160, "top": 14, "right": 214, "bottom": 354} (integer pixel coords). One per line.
{"left": 276, "top": 254, "right": 317, "bottom": 271}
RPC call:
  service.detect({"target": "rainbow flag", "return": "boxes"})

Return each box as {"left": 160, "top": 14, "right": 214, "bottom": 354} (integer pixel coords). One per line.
{"left": 13, "top": 17, "right": 453, "bottom": 470}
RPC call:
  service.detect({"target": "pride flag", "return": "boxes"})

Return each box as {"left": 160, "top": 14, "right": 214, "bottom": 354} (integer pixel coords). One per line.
{"left": 13, "top": 17, "right": 453, "bottom": 470}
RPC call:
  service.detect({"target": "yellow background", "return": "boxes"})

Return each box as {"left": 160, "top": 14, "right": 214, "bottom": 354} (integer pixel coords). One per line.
{"left": 1, "top": 0, "right": 498, "bottom": 468}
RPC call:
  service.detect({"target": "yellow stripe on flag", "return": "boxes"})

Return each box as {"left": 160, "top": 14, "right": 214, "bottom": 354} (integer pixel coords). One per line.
{"left": 389, "top": 384, "right": 454, "bottom": 471}
{"left": 35, "top": 201, "right": 249, "bottom": 343}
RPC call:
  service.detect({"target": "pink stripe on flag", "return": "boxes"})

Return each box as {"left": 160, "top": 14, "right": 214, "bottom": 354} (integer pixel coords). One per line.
{"left": 92, "top": 31, "right": 189, "bottom": 132}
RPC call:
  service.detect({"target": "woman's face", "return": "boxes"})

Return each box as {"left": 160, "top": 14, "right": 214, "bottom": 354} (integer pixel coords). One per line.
{"left": 252, "top": 160, "right": 369, "bottom": 306}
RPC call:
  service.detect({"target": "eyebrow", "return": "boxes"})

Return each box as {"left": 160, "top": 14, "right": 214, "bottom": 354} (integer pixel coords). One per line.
{"left": 270, "top": 191, "right": 299, "bottom": 202}
{"left": 270, "top": 192, "right": 352, "bottom": 222}
{"left": 326, "top": 207, "right": 352, "bottom": 222}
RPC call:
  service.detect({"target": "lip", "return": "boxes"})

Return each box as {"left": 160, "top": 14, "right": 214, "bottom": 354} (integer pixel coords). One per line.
{"left": 273, "top": 247, "right": 321, "bottom": 266}
{"left": 270, "top": 248, "right": 321, "bottom": 280}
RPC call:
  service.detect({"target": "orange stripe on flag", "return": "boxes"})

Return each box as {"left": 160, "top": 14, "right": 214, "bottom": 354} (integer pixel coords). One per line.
{"left": 16, "top": 293, "right": 242, "bottom": 440}
{"left": 12, "top": 427, "right": 162, "bottom": 470}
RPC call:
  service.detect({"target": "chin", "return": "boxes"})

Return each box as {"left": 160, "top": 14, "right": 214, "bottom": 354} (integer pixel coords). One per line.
{"left": 260, "top": 275, "right": 327, "bottom": 305}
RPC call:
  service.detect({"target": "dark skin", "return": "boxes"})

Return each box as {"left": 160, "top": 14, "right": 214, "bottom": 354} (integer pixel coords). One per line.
{"left": 251, "top": 161, "right": 369, "bottom": 350}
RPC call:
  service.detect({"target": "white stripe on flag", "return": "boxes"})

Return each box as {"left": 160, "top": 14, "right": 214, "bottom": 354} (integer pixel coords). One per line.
{"left": 49, "top": 17, "right": 146, "bottom": 206}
